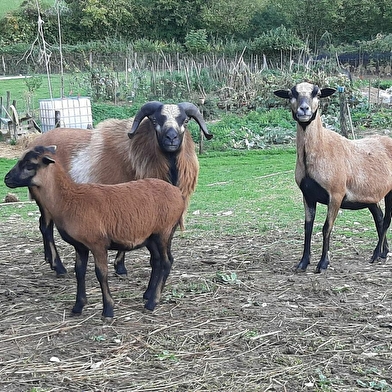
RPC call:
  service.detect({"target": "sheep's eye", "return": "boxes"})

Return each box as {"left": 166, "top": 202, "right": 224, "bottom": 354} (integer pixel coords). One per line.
{"left": 24, "top": 162, "right": 36, "bottom": 171}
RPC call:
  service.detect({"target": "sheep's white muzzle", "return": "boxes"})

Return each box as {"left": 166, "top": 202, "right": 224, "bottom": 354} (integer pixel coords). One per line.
{"left": 296, "top": 114, "right": 312, "bottom": 122}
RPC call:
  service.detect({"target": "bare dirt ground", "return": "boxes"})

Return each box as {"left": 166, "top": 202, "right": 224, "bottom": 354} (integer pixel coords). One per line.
{"left": 1, "top": 141, "right": 392, "bottom": 391}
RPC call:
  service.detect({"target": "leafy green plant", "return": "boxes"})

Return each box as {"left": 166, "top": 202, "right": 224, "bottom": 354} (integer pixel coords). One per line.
{"left": 356, "top": 378, "right": 392, "bottom": 391}
{"left": 156, "top": 350, "right": 178, "bottom": 362}
{"left": 185, "top": 29, "right": 210, "bottom": 54}
{"left": 214, "top": 271, "right": 241, "bottom": 285}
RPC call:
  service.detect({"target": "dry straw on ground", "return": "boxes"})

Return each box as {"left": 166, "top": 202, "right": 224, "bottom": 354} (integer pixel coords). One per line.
{"left": 0, "top": 205, "right": 392, "bottom": 391}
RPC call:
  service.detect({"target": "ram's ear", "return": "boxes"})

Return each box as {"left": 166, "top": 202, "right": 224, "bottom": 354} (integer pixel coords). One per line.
{"left": 42, "top": 156, "right": 56, "bottom": 166}
{"left": 274, "top": 89, "right": 291, "bottom": 99}
{"left": 320, "top": 88, "right": 336, "bottom": 98}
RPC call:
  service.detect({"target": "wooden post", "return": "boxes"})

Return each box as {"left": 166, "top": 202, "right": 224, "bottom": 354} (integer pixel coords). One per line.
{"left": 338, "top": 86, "right": 348, "bottom": 138}
{"left": 55, "top": 111, "right": 61, "bottom": 128}
{"left": 6, "top": 91, "right": 10, "bottom": 111}
{"left": 11, "top": 100, "right": 18, "bottom": 139}
{"left": 0, "top": 96, "right": 3, "bottom": 133}
{"left": 199, "top": 132, "right": 204, "bottom": 155}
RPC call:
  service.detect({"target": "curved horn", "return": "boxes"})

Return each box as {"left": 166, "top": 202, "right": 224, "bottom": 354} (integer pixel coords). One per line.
{"left": 128, "top": 101, "right": 163, "bottom": 138}
{"left": 179, "top": 102, "right": 213, "bottom": 140}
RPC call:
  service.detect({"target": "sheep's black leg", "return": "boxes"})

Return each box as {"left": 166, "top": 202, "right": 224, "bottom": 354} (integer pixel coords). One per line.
{"left": 316, "top": 200, "right": 341, "bottom": 273}
{"left": 371, "top": 193, "right": 392, "bottom": 262}
{"left": 297, "top": 197, "right": 317, "bottom": 272}
{"left": 160, "top": 230, "right": 176, "bottom": 288}
{"left": 72, "top": 246, "right": 89, "bottom": 316}
{"left": 113, "top": 251, "right": 127, "bottom": 276}
{"left": 368, "top": 203, "right": 389, "bottom": 259}
{"left": 144, "top": 237, "right": 161, "bottom": 307}
{"left": 145, "top": 236, "right": 173, "bottom": 312}
{"left": 93, "top": 248, "right": 115, "bottom": 320}
{"left": 144, "top": 233, "right": 175, "bottom": 311}
{"left": 38, "top": 212, "right": 67, "bottom": 277}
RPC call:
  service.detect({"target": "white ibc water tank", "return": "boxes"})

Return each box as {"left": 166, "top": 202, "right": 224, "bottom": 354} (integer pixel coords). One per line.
{"left": 39, "top": 97, "right": 93, "bottom": 132}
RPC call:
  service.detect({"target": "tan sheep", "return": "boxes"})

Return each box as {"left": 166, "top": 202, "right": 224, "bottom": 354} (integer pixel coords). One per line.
{"left": 5, "top": 145, "right": 185, "bottom": 321}
{"left": 274, "top": 82, "right": 392, "bottom": 272}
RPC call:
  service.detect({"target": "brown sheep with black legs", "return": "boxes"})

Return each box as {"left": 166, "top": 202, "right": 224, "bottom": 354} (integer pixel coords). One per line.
{"left": 28, "top": 101, "right": 212, "bottom": 277}
{"left": 274, "top": 82, "right": 392, "bottom": 273}
{"left": 5, "top": 145, "right": 185, "bottom": 321}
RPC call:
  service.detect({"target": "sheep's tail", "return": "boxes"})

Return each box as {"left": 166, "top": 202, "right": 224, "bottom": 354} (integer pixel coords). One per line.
{"left": 179, "top": 216, "right": 185, "bottom": 231}
{"left": 179, "top": 194, "right": 187, "bottom": 231}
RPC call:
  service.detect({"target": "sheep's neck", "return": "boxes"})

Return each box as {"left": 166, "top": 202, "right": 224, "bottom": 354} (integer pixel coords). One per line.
{"left": 38, "top": 167, "right": 83, "bottom": 224}
{"left": 296, "top": 114, "right": 326, "bottom": 177}
{"left": 165, "top": 152, "right": 179, "bottom": 186}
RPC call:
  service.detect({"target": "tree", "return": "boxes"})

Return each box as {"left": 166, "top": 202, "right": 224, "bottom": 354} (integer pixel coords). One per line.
{"left": 62, "top": 0, "right": 139, "bottom": 41}
{"left": 273, "top": 0, "right": 344, "bottom": 50}
{"left": 338, "top": 0, "right": 391, "bottom": 42}
{"left": 200, "top": 0, "right": 258, "bottom": 39}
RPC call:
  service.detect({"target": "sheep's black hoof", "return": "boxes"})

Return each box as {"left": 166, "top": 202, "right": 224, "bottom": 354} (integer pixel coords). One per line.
{"left": 101, "top": 315, "right": 114, "bottom": 323}
{"left": 70, "top": 310, "right": 82, "bottom": 317}
{"left": 370, "top": 254, "right": 389, "bottom": 264}
{"left": 144, "top": 300, "right": 157, "bottom": 312}
{"left": 314, "top": 267, "right": 328, "bottom": 274}
{"left": 294, "top": 262, "right": 308, "bottom": 273}
{"left": 54, "top": 265, "right": 68, "bottom": 277}
{"left": 71, "top": 302, "right": 85, "bottom": 316}
{"left": 114, "top": 264, "right": 128, "bottom": 276}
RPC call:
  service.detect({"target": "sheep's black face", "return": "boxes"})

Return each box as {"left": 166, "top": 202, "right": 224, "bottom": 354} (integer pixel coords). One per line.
{"left": 4, "top": 146, "right": 56, "bottom": 188}
{"left": 4, "top": 149, "right": 40, "bottom": 188}
{"left": 152, "top": 104, "right": 187, "bottom": 153}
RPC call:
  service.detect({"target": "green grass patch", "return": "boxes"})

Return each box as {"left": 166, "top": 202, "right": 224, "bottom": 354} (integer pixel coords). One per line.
{"left": 0, "top": 157, "right": 30, "bottom": 202}
{"left": 0, "top": 74, "right": 90, "bottom": 116}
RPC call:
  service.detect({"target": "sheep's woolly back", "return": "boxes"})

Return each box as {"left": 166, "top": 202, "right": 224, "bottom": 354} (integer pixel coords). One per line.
{"left": 31, "top": 160, "right": 185, "bottom": 249}
{"left": 28, "top": 128, "right": 92, "bottom": 173}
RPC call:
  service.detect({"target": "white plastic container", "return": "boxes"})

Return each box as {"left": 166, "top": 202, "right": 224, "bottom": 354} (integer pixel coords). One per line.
{"left": 39, "top": 97, "right": 93, "bottom": 132}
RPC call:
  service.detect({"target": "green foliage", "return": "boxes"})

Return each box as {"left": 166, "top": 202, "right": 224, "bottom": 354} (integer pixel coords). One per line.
{"left": 375, "top": 79, "right": 392, "bottom": 91}
{"left": 1, "top": 0, "right": 391, "bottom": 51}
{"left": 91, "top": 103, "right": 137, "bottom": 125}
{"left": 214, "top": 271, "right": 241, "bottom": 285}
{"left": 250, "top": 26, "right": 306, "bottom": 56}
{"left": 185, "top": 30, "right": 210, "bottom": 54}
{"left": 197, "top": 109, "right": 295, "bottom": 151}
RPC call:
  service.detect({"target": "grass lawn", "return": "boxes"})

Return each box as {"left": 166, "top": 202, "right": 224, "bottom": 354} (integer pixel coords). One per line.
{"left": 0, "top": 74, "right": 90, "bottom": 118}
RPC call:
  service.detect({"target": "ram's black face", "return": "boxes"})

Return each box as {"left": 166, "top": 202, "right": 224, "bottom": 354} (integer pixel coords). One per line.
{"left": 150, "top": 104, "right": 187, "bottom": 153}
